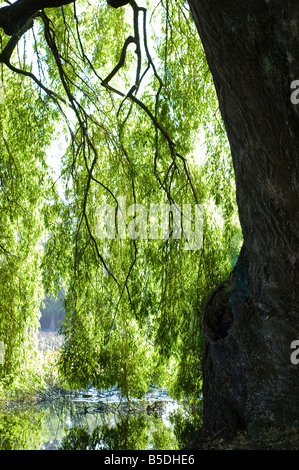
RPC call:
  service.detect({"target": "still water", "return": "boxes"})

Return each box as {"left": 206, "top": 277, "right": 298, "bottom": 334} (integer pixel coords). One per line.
{"left": 0, "top": 386, "right": 201, "bottom": 450}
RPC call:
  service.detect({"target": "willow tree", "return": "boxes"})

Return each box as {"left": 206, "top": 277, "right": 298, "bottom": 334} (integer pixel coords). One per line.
{"left": 2, "top": 0, "right": 296, "bottom": 442}
{"left": 0, "top": 0, "right": 238, "bottom": 402}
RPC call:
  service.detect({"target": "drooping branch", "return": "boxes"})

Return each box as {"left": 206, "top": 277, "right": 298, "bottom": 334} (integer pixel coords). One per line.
{"left": 101, "top": 35, "right": 135, "bottom": 97}
{"left": 0, "top": 0, "right": 76, "bottom": 69}
{"left": 102, "top": 0, "right": 199, "bottom": 206}
{"left": 0, "top": 0, "right": 200, "bottom": 295}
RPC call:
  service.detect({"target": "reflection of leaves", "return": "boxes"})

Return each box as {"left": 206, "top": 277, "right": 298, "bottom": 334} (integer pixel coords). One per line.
{"left": 99, "top": 414, "right": 149, "bottom": 450}
{"left": 0, "top": 397, "right": 199, "bottom": 450}
{"left": 58, "top": 425, "right": 101, "bottom": 450}
{"left": 59, "top": 410, "right": 180, "bottom": 450}
{"left": 0, "top": 407, "right": 46, "bottom": 450}
{"left": 150, "top": 420, "right": 179, "bottom": 450}
{"left": 170, "top": 400, "right": 203, "bottom": 448}
{"left": 59, "top": 414, "right": 150, "bottom": 450}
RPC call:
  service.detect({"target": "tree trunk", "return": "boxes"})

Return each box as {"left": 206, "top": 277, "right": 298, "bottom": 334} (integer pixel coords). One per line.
{"left": 188, "top": 0, "right": 299, "bottom": 436}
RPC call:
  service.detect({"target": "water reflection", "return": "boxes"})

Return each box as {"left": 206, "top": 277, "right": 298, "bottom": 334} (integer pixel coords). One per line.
{"left": 0, "top": 387, "right": 202, "bottom": 450}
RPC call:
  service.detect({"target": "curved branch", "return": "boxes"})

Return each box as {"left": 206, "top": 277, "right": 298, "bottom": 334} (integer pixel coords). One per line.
{"left": 4, "top": 61, "right": 68, "bottom": 105}
{"left": 101, "top": 35, "right": 136, "bottom": 90}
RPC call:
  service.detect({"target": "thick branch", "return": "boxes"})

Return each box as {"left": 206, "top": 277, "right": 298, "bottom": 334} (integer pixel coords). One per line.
{"left": 107, "top": 0, "right": 131, "bottom": 8}
{"left": 0, "top": 0, "right": 74, "bottom": 36}
{"left": 0, "top": 16, "right": 35, "bottom": 63}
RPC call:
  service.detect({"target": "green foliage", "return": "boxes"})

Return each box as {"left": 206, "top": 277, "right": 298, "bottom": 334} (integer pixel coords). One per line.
{"left": 0, "top": 0, "right": 242, "bottom": 399}
{"left": 59, "top": 413, "right": 179, "bottom": 450}
{"left": 0, "top": 70, "right": 58, "bottom": 389}
{"left": 169, "top": 398, "right": 203, "bottom": 448}
{"left": 0, "top": 406, "right": 46, "bottom": 450}
{"left": 58, "top": 425, "right": 101, "bottom": 451}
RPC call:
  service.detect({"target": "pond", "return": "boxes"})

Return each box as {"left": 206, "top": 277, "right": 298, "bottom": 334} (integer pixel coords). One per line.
{"left": 0, "top": 386, "right": 202, "bottom": 450}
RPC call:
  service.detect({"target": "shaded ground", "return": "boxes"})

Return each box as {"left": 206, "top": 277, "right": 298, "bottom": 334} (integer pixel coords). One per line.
{"left": 185, "top": 427, "right": 299, "bottom": 450}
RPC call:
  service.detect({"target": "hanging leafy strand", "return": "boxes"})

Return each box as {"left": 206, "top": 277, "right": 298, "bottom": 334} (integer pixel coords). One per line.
{"left": 0, "top": 0, "right": 242, "bottom": 398}
{"left": 0, "top": 70, "right": 58, "bottom": 389}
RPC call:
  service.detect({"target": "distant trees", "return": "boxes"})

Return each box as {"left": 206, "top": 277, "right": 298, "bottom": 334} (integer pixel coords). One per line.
{"left": 40, "top": 290, "right": 65, "bottom": 331}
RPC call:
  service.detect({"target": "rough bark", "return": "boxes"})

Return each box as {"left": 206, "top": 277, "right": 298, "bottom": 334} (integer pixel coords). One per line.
{"left": 188, "top": 0, "right": 299, "bottom": 437}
